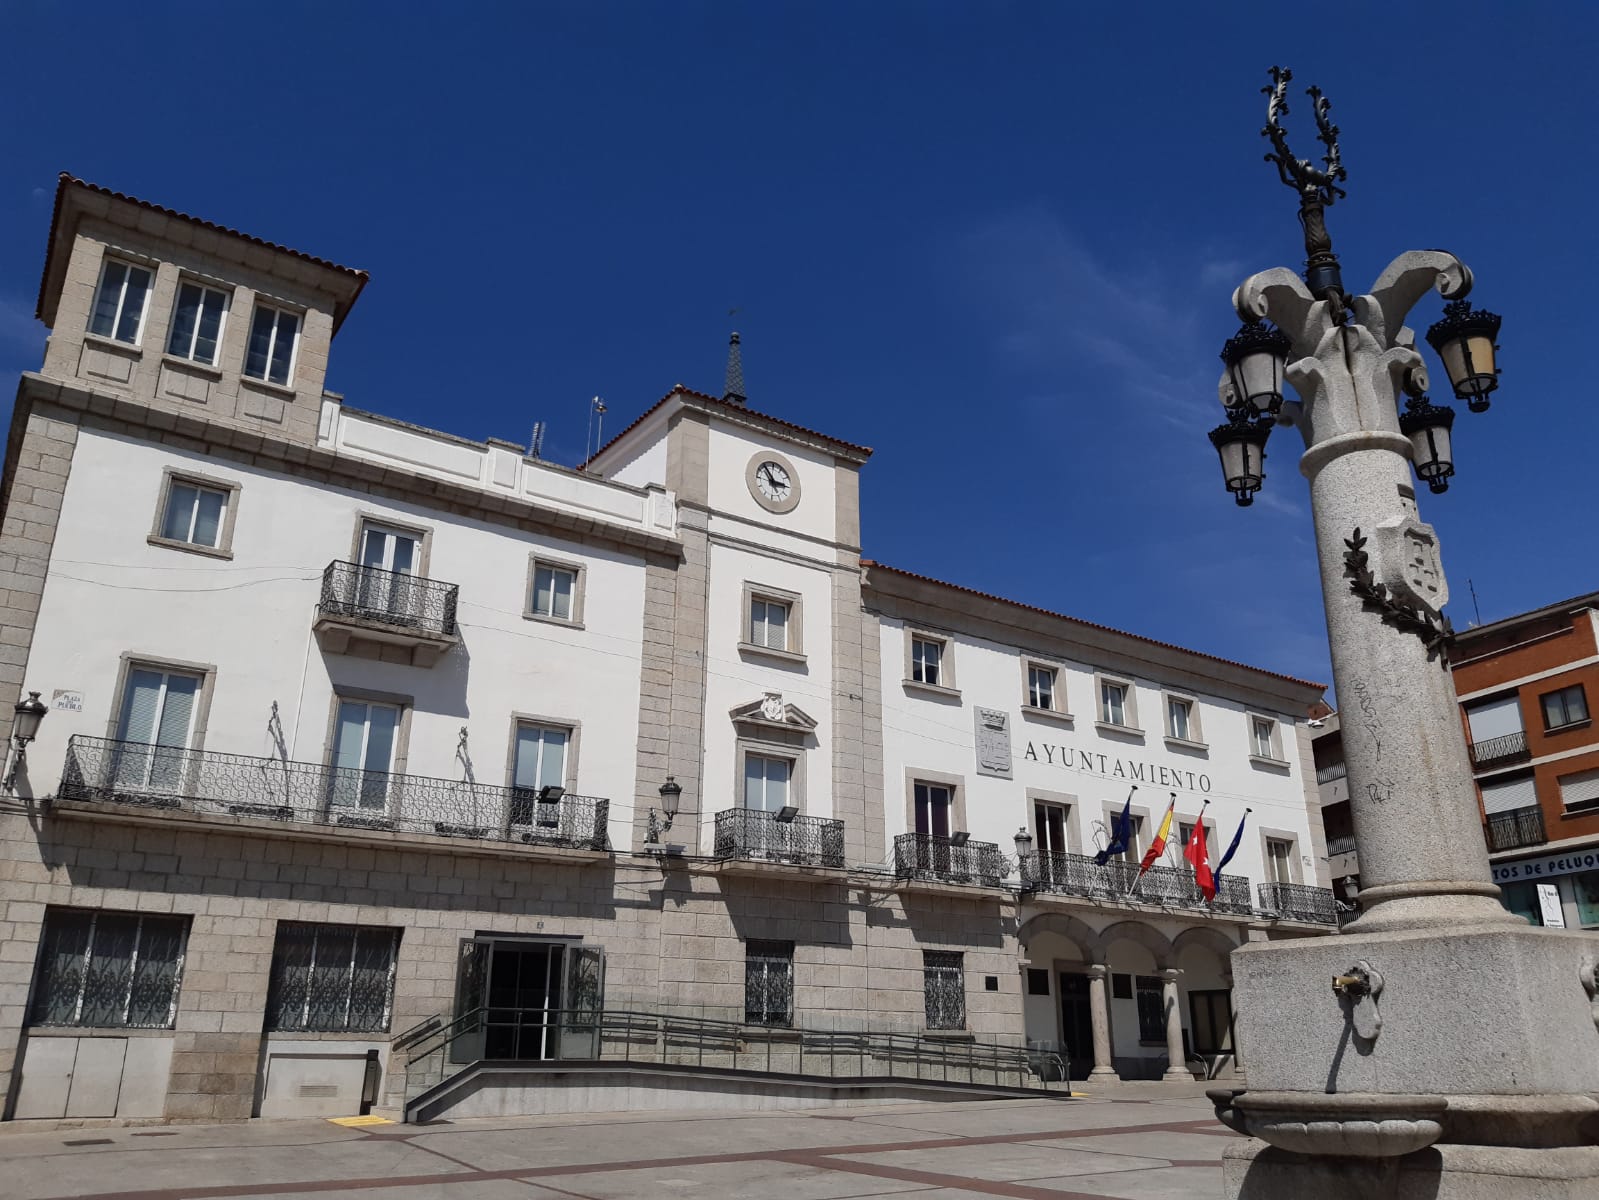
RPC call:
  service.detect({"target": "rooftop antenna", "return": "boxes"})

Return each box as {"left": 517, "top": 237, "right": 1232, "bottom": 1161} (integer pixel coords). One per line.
{"left": 724, "top": 311, "right": 746, "bottom": 406}
{"left": 585, "top": 396, "right": 607, "bottom": 462}
{"left": 529, "top": 421, "right": 547, "bottom": 461}
{"left": 1468, "top": 578, "right": 1483, "bottom": 627}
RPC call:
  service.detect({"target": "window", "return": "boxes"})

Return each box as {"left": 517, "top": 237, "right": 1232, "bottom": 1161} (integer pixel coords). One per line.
{"left": 29, "top": 909, "right": 188, "bottom": 1029}
{"left": 914, "top": 782, "right": 953, "bottom": 838}
{"left": 1111, "top": 973, "right": 1132, "bottom": 1000}
{"left": 1035, "top": 800, "right": 1069, "bottom": 857}
{"left": 1499, "top": 879, "right": 1544, "bottom": 926}
{"left": 354, "top": 522, "right": 422, "bottom": 620}
{"left": 1096, "top": 677, "right": 1138, "bottom": 729}
{"left": 510, "top": 723, "right": 569, "bottom": 826}
{"left": 923, "top": 950, "right": 965, "bottom": 1031}
{"left": 1466, "top": 694, "right": 1524, "bottom": 743}
{"left": 114, "top": 666, "right": 202, "bottom": 791}
{"left": 531, "top": 563, "right": 578, "bottom": 622}
{"left": 1575, "top": 871, "right": 1599, "bottom": 928}
{"left": 1026, "top": 968, "right": 1051, "bottom": 996}
{"left": 1167, "top": 697, "right": 1195, "bottom": 742}
{"left": 744, "top": 753, "right": 791, "bottom": 812}
{"left": 1027, "top": 665, "right": 1056, "bottom": 710}
{"left": 1188, "top": 990, "right": 1234, "bottom": 1056}
{"left": 166, "top": 282, "right": 227, "bottom": 364}
{"left": 1251, "top": 716, "right": 1283, "bottom": 761}
{"left": 1177, "top": 823, "right": 1196, "bottom": 873}
{"left": 1542, "top": 685, "right": 1589, "bottom": 731}
{"left": 89, "top": 259, "right": 153, "bottom": 344}
{"left": 1559, "top": 767, "right": 1599, "bottom": 813}
{"left": 744, "top": 939, "right": 793, "bottom": 1026}
{"left": 749, "top": 596, "right": 790, "bottom": 650}
{"left": 1264, "top": 837, "right": 1295, "bottom": 885}
{"left": 1135, "top": 975, "right": 1165, "bottom": 1042}
{"left": 1111, "top": 812, "right": 1146, "bottom": 866}
{"left": 244, "top": 302, "right": 300, "bottom": 386}
{"left": 159, "top": 479, "right": 229, "bottom": 549}
{"left": 912, "top": 636, "right": 943, "bottom": 686}
{"left": 266, "top": 923, "right": 400, "bottom": 1033}
{"left": 329, "top": 699, "right": 400, "bottom": 811}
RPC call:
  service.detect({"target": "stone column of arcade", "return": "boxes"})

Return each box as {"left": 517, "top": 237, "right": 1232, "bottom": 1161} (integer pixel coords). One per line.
{"left": 1084, "top": 964, "right": 1118, "bottom": 1081}
{"left": 1158, "top": 968, "right": 1189, "bottom": 1082}
{"left": 1203, "top": 68, "right": 1599, "bottom": 1199}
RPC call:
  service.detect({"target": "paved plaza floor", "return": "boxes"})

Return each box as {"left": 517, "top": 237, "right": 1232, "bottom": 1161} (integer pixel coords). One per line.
{"left": 1, "top": 1083, "right": 1233, "bottom": 1200}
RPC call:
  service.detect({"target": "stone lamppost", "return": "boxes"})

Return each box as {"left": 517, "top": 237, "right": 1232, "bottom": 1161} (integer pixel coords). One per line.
{"left": 1206, "top": 68, "right": 1599, "bottom": 1198}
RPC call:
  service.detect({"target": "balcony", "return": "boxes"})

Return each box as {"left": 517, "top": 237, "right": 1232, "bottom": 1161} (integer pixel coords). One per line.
{"left": 1484, "top": 804, "right": 1547, "bottom": 852}
{"left": 1256, "top": 882, "right": 1338, "bottom": 925}
{"left": 314, "top": 560, "right": 460, "bottom": 667}
{"left": 713, "top": 808, "right": 845, "bottom": 870}
{"left": 1325, "top": 833, "right": 1359, "bottom": 857}
{"left": 1019, "top": 851, "right": 1254, "bottom": 918}
{"left": 893, "top": 832, "right": 1008, "bottom": 888}
{"left": 57, "top": 735, "right": 609, "bottom": 853}
{"left": 1469, "top": 729, "right": 1530, "bottom": 771}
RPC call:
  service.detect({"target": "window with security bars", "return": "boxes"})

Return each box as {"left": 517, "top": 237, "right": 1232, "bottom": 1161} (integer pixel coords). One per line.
{"left": 29, "top": 908, "right": 189, "bottom": 1029}
{"left": 923, "top": 950, "right": 965, "bottom": 1030}
{"left": 265, "top": 923, "right": 400, "bottom": 1033}
{"left": 1135, "top": 975, "right": 1165, "bottom": 1042}
{"left": 744, "top": 939, "right": 794, "bottom": 1027}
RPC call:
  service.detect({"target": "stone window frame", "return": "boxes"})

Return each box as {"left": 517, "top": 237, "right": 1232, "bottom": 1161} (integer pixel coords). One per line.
{"left": 147, "top": 466, "right": 242, "bottom": 560}
{"left": 1093, "top": 671, "right": 1142, "bottom": 737}
{"left": 87, "top": 253, "right": 156, "bottom": 348}
{"left": 349, "top": 512, "right": 435, "bottom": 578}
{"left": 26, "top": 906, "right": 192, "bottom": 1031}
{"left": 739, "top": 581, "right": 805, "bottom": 665}
{"left": 241, "top": 296, "right": 303, "bottom": 390}
{"left": 734, "top": 727, "right": 809, "bottom": 815}
{"left": 1247, "top": 712, "right": 1289, "bottom": 768}
{"left": 104, "top": 651, "right": 219, "bottom": 754}
{"left": 1161, "top": 690, "right": 1207, "bottom": 751}
{"left": 503, "top": 711, "right": 583, "bottom": 794}
{"left": 904, "top": 627, "right": 959, "bottom": 698}
{"left": 1021, "top": 657, "right": 1073, "bottom": 724}
{"left": 163, "top": 275, "right": 233, "bottom": 369}
{"left": 1259, "top": 828, "right": 1304, "bottom": 886}
{"left": 525, "top": 553, "right": 588, "bottom": 629}
{"left": 904, "top": 767, "right": 969, "bottom": 838}
{"left": 1028, "top": 786, "right": 1079, "bottom": 855}
{"left": 321, "top": 685, "right": 416, "bottom": 777}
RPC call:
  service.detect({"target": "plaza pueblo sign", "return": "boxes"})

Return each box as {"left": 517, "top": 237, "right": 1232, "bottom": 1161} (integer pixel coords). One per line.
{"left": 1022, "top": 741, "right": 1212, "bottom": 794}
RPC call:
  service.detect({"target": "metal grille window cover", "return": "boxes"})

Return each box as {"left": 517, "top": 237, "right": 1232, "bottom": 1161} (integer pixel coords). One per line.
{"left": 267, "top": 923, "right": 400, "bottom": 1033}
{"left": 1256, "top": 881, "right": 1338, "bottom": 924}
{"left": 1135, "top": 975, "right": 1165, "bottom": 1042}
{"left": 1019, "top": 850, "right": 1253, "bottom": 917}
{"left": 893, "top": 833, "right": 1008, "bottom": 886}
{"left": 923, "top": 950, "right": 966, "bottom": 1031}
{"left": 29, "top": 909, "right": 188, "bottom": 1029}
{"left": 714, "top": 808, "right": 845, "bottom": 868}
{"left": 60, "top": 735, "right": 610, "bottom": 851}
{"left": 319, "top": 560, "right": 459, "bottom": 638}
{"left": 744, "top": 940, "right": 794, "bottom": 1027}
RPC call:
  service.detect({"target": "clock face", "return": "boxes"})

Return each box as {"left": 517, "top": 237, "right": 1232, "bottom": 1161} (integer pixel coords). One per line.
{"left": 754, "top": 461, "right": 791, "bottom": 502}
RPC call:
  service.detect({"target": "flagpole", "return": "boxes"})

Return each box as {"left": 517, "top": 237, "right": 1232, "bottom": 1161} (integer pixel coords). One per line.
{"left": 1127, "top": 791, "right": 1177, "bottom": 898}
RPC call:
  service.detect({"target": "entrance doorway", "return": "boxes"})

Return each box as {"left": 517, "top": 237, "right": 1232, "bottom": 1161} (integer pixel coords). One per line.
{"left": 1058, "top": 972, "right": 1096, "bottom": 1079}
{"left": 1188, "top": 989, "right": 1235, "bottom": 1058}
{"left": 452, "top": 938, "right": 605, "bottom": 1063}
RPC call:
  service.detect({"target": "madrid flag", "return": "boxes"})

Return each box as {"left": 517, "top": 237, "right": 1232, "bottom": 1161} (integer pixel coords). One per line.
{"left": 1185, "top": 810, "right": 1217, "bottom": 903}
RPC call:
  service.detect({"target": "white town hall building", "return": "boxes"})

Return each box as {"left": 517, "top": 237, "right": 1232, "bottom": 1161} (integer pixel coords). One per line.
{"left": 0, "top": 176, "right": 1333, "bottom": 1123}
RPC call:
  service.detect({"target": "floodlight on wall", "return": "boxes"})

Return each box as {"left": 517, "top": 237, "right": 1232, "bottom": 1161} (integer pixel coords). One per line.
{"left": 950, "top": 830, "right": 971, "bottom": 846}
{"left": 775, "top": 805, "right": 799, "bottom": 823}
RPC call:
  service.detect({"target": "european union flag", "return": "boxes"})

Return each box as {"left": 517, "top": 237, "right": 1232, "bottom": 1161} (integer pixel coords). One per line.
{"left": 1094, "top": 786, "right": 1137, "bottom": 865}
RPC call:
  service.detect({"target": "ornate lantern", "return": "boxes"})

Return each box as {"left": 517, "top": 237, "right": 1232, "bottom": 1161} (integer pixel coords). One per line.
{"left": 1220, "top": 322, "right": 1292, "bottom": 415}
{"left": 1399, "top": 395, "right": 1457, "bottom": 494}
{"left": 1425, "top": 299, "right": 1501, "bottom": 412}
{"left": 1207, "top": 412, "right": 1273, "bottom": 506}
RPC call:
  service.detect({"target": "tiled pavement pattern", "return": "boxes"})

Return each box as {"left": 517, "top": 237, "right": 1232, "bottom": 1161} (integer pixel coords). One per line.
{"left": 1, "top": 1088, "right": 1235, "bottom": 1200}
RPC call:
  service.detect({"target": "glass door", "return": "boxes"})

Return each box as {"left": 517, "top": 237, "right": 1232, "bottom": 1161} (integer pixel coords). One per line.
{"left": 327, "top": 700, "right": 399, "bottom": 816}
{"left": 449, "top": 938, "right": 491, "bottom": 1064}
{"left": 557, "top": 945, "right": 605, "bottom": 1059}
{"left": 112, "top": 669, "right": 200, "bottom": 794}
{"left": 357, "top": 524, "right": 419, "bottom": 622}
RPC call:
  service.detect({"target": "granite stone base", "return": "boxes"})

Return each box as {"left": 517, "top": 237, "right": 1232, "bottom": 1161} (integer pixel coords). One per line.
{"left": 1224, "top": 1138, "right": 1599, "bottom": 1199}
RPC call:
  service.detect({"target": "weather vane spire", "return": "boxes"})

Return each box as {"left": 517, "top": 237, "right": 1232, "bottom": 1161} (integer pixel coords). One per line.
{"left": 1261, "top": 66, "right": 1349, "bottom": 309}
{"left": 723, "top": 327, "right": 747, "bottom": 406}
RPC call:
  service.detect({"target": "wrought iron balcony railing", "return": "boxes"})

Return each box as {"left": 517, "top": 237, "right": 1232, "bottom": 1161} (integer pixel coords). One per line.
{"left": 58, "top": 735, "right": 609, "bottom": 851}
{"left": 713, "top": 807, "right": 845, "bottom": 869}
{"left": 1469, "top": 729, "right": 1529, "bottom": 770}
{"left": 318, "top": 560, "right": 459, "bottom": 638}
{"left": 1256, "top": 881, "right": 1338, "bottom": 925}
{"left": 1484, "top": 804, "right": 1547, "bottom": 853}
{"left": 1325, "top": 833, "right": 1359, "bottom": 857}
{"left": 1019, "top": 851, "right": 1253, "bottom": 917}
{"left": 893, "top": 832, "right": 1009, "bottom": 887}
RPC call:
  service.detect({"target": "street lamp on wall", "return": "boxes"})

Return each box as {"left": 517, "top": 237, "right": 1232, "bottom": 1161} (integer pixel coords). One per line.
{"left": 646, "top": 775, "right": 682, "bottom": 845}
{"left": 5, "top": 692, "right": 47, "bottom": 791}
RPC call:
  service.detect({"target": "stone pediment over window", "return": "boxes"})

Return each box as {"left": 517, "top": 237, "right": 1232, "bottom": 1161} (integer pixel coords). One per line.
{"left": 731, "top": 691, "right": 818, "bottom": 737}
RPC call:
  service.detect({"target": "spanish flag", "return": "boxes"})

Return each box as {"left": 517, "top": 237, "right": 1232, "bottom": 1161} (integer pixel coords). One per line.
{"left": 1136, "top": 794, "right": 1177, "bottom": 877}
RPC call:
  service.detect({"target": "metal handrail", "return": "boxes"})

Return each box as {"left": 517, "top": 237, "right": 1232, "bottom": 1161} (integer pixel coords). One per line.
{"left": 1469, "top": 729, "right": 1529, "bottom": 768}
{"left": 713, "top": 808, "right": 846, "bottom": 868}
{"left": 401, "top": 1005, "right": 1069, "bottom": 1114}
{"left": 1257, "top": 881, "right": 1338, "bottom": 924}
{"left": 1484, "top": 804, "right": 1546, "bottom": 852}
{"left": 1019, "top": 850, "right": 1253, "bottom": 917}
{"left": 319, "top": 560, "right": 460, "bottom": 638}
{"left": 892, "top": 832, "right": 1009, "bottom": 886}
{"left": 58, "top": 735, "right": 611, "bottom": 852}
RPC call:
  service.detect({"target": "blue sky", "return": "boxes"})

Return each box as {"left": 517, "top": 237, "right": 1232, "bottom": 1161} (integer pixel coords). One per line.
{"left": 2, "top": 2, "right": 1595, "bottom": 696}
